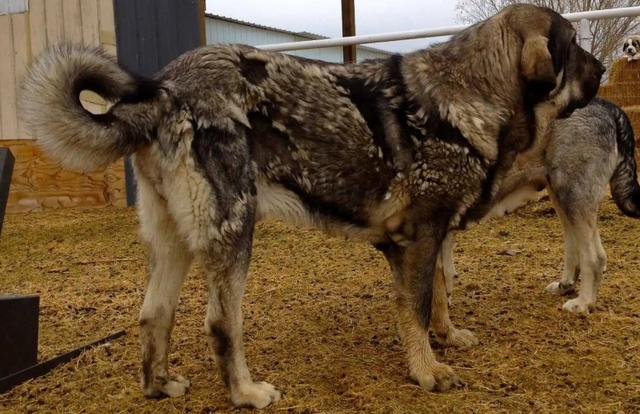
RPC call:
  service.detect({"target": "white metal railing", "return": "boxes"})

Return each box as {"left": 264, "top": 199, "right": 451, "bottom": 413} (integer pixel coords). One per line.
{"left": 258, "top": 6, "right": 640, "bottom": 54}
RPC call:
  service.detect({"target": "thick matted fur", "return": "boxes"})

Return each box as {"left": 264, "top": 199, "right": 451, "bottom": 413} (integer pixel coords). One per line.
{"left": 442, "top": 98, "right": 640, "bottom": 314}
{"left": 19, "top": 5, "right": 603, "bottom": 409}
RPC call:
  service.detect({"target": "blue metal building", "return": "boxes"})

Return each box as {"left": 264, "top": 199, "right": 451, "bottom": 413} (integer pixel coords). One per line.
{"left": 205, "top": 14, "right": 392, "bottom": 63}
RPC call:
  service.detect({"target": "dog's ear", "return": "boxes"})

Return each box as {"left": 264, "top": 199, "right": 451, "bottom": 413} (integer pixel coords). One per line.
{"left": 520, "top": 11, "right": 575, "bottom": 93}
{"left": 521, "top": 35, "right": 556, "bottom": 88}
{"left": 623, "top": 41, "right": 629, "bottom": 53}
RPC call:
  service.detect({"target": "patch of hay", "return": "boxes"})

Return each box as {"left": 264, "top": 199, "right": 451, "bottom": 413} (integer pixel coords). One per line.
{"left": 609, "top": 59, "right": 640, "bottom": 83}
{"left": 1, "top": 199, "right": 639, "bottom": 413}
{"left": 598, "top": 82, "right": 640, "bottom": 108}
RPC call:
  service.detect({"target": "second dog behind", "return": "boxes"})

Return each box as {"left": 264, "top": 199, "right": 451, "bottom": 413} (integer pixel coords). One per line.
{"left": 443, "top": 98, "right": 640, "bottom": 313}
{"left": 623, "top": 35, "right": 640, "bottom": 61}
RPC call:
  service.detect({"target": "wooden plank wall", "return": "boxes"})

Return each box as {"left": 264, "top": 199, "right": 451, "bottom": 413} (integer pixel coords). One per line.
{"left": 0, "top": 0, "right": 126, "bottom": 213}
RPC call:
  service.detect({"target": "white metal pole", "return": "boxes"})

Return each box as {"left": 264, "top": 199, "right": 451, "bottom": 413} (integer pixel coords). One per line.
{"left": 578, "top": 18, "right": 593, "bottom": 52}
{"left": 258, "top": 24, "right": 467, "bottom": 52}
{"left": 258, "top": 6, "right": 640, "bottom": 52}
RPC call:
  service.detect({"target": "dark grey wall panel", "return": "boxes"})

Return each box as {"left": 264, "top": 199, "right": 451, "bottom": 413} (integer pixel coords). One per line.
{"left": 0, "top": 295, "right": 39, "bottom": 379}
{"left": 113, "top": 0, "right": 203, "bottom": 205}
{"left": 0, "top": 148, "right": 15, "bottom": 235}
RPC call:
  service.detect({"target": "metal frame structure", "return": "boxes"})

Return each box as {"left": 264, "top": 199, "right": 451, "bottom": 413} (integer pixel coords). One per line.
{"left": 258, "top": 6, "right": 640, "bottom": 53}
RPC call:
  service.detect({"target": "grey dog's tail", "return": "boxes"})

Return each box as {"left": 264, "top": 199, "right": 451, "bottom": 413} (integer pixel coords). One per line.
{"left": 607, "top": 100, "right": 640, "bottom": 218}
{"left": 19, "top": 45, "right": 162, "bottom": 171}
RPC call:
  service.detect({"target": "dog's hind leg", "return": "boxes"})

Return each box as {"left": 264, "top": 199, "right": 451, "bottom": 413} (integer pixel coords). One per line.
{"left": 560, "top": 212, "right": 606, "bottom": 314}
{"left": 378, "top": 224, "right": 462, "bottom": 392}
{"left": 202, "top": 224, "right": 281, "bottom": 409}
{"left": 545, "top": 181, "right": 606, "bottom": 313}
{"left": 545, "top": 187, "right": 579, "bottom": 296}
{"left": 441, "top": 232, "right": 457, "bottom": 304}
{"left": 137, "top": 179, "right": 193, "bottom": 398}
{"left": 431, "top": 252, "right": 478, "bottom": 348}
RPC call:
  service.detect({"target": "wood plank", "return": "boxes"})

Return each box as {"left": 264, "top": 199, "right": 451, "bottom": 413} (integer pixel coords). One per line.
{"left": 99, "top": 30, "right": 116, "bottom": 46}
{"left": 0, "top": 140, "right": 127, "bottom": 213}
{"left": 102, "top": 44, "right": 117, "bottom": 56}
{"left": 99, "top": 0, "right": 116, "bottom": 56}
{"left": 62, "top": 0, "right": 83, "bottom": 44}
{"left": 80, "top": 0, "right": 100, "bottom": 47}
{"left": 28, "top": 0, "right": 47, "bottom": 58}
{"left": 0, "top": 15, "right": 19, "bottom": 139}
{"left": 44, "top": 0, "right": 64, "bottom": 46}
{"left": 11, "top": 12, "right": 30, "bottom": 138}
{"left": 98, "top": 0, "right": 115, "bottom": 34}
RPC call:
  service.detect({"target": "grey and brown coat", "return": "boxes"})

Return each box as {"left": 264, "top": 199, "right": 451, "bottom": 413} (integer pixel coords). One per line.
{"left": 19, "top": 4, "right": 604, "bottom": 409}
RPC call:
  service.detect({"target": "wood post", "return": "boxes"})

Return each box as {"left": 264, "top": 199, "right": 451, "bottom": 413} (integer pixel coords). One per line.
{"left": 341, "top": 0, "right": 356, "bottom": 63}
{"left": 199, "top": 0, "right": 207, "bottom": 46}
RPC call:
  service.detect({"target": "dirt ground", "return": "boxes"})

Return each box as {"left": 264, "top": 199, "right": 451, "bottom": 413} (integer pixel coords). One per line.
{"left": 1, "top": 197, "right": 639, "bottom": 413}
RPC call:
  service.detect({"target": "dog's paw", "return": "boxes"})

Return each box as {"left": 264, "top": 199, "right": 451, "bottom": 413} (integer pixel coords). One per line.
{"left": 231, "top": 381, "right": 281, "bottom": 409}
{"left": 143, "top": 374, "right": 191, "bottom": 398}
{"left": 562, "top": 298, "right": 592, "bottom": 314}
{"left": 411, "top": 363, "right": 462, "bottom": 392}
{"left": 545, "top": 281, "right": 574, "bottom": 296}
{"left": 439, "top": 328, "right": 479, "bottom": 349}
{"left": 163, "top": 375, "right": 191, "bottom": 397}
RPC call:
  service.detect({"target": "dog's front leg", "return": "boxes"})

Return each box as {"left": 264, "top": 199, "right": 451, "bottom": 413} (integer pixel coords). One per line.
{"left": 379, "top": 228, "right": 462, "bottom": 392}
{"left": 431, "top": 252, "right": 478, "bottom": 348}
{"left": 202, "top": 244, "right": 281, "bottom": 409}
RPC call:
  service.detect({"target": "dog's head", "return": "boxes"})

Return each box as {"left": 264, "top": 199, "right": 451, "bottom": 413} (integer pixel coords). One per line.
{"left": 502, "top": 4, "right": 605, "bottom": 118}
{"left": 623, "top": 36, "right": 640, "bottom": 60}
{"left": 403, "top": 4, "right": 604, "bottom": 162}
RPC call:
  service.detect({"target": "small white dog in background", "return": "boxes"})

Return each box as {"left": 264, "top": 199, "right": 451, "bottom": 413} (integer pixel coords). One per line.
{"left": 623, "top": 36, "right": 640, "bottom": 61}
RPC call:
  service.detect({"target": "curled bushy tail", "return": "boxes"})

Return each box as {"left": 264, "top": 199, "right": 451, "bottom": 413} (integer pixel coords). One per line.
{"left": 608, "top": 101, "right": 640, "bottom": 217}
{"left": 19, "top": 45, "right": 162, "bottom": 171}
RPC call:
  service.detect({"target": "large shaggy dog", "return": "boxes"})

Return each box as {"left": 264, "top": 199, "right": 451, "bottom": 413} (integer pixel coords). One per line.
{"left": 441, "top": 98, "right": 640, "bottom": 314}
{"left": 20, "top": 5, "right": 603, "bottom": 409}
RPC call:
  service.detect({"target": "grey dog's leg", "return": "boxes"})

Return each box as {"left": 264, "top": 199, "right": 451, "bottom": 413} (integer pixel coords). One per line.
{"left": 202, "top": 229, "right": 281, "bottom": 409}
{"left": 138, "top": 186, "right": 193, "bottom": 398}
{"left": 560, "top": 212, "right": 606, "bottom": 313}
{"left": 546, "top": 183, "right": 606, "bottom": 313}
{"left": 431, "top": 252, "right": 479, "bottom": 348}
{"left": 441, "top": 232, "right": 457, "bottom": 304}
{"left": 545, "top": 187, "right": 579, "bottom": 296}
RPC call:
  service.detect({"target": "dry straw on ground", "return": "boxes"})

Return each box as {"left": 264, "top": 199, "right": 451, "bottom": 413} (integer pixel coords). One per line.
{"left": 1, "top": 197, "right": 639, "bottom": 413}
